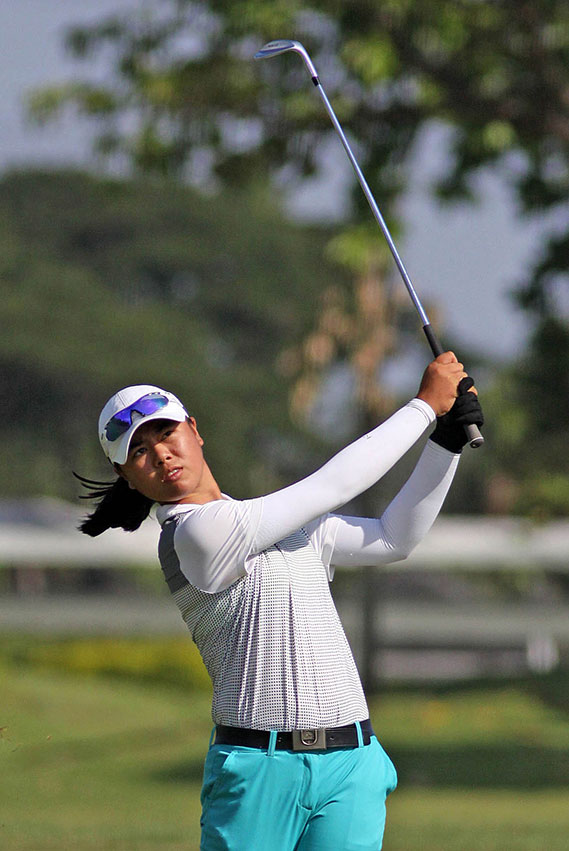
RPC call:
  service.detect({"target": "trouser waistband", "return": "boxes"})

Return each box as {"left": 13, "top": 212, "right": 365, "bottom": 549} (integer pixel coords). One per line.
{"left": 214, "top": 719, "right": 374, "bottom": 751}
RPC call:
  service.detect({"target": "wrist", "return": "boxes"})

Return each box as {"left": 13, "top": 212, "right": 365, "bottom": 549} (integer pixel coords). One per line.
{"left": 429, "top": 433, "right": 463, "bottom": 454}
{"left": 429, "top": 417, "right": 466, "bottom": 454}
{"left": 416, "top": 390, "right": 450, "bottom": 419}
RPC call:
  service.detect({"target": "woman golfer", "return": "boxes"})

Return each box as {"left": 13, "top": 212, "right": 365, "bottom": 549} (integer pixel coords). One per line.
{"left": 80, "top": 352, "right": 482, "bottom": 851}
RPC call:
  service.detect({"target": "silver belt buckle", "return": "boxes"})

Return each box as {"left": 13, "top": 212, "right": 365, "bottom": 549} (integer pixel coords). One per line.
{"left": 292, "top": 728, "right": 327, "bottom": 751}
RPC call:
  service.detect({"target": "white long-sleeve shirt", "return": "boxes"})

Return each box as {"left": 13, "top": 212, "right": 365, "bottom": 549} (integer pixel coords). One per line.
{"left": 156, "top": 399, "right": 459, "bottom": 730}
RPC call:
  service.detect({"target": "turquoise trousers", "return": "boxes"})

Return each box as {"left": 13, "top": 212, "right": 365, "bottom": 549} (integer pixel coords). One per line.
{"left": 200, "top": 733, "right": 397, "bottom": 850}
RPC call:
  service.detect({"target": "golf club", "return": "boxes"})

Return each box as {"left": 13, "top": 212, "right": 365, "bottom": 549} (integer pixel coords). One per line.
{"left": 254, "top": 39, "right": 484, "bottom": 448}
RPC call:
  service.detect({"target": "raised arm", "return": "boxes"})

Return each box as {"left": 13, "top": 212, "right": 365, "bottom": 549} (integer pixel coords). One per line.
{"left": 320, "top": 440, "right": 459, "bottom": 571}
{"left": 313, "top": 373, "right": 484, "bottom": 571}
{"left": 251, "top": 353, "right": 466, "bottom": 552}
{"left": 171, "top": 354, "right": 473, "bottom": 592}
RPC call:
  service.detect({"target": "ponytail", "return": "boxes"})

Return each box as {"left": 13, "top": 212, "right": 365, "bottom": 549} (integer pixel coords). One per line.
{"left": 74, "top": 473, "right": 154, "bottom": 537}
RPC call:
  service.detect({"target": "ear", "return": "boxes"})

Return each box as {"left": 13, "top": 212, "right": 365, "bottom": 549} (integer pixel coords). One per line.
{"left": 187, "top": 416, "right": 205, "bottom": 447}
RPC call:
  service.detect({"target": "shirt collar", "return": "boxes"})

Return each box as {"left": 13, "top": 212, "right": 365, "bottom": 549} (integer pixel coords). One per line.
{"left": 155, "top": 494, "right": 232, "bottom": 527}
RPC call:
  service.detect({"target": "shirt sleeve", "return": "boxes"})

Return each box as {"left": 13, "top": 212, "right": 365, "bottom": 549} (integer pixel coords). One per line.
{"left": 172, "top": 498, "right": 264, "bottom": 593}
{"left": 314, "top": 439, "right": 460, "bottom": 577}
{"left": 250, "top": 399, "right": 435, "bottom": 553}
{"left": 171, "top": 398, "right": 437, "bottom": 594}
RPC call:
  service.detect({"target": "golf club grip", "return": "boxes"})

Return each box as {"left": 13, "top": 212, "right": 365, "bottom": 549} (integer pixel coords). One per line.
{"left": 422, "top": 324, "right": 484, "bottom": 449}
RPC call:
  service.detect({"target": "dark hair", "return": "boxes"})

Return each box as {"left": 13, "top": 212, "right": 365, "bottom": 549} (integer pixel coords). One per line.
{"left": 74, "top": 473, "right": 154, "bottom": 537}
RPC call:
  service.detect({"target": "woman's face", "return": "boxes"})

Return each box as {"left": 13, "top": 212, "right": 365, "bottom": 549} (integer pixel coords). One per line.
{"left": 118, "top": 417, "right": 214, "bottom": 504}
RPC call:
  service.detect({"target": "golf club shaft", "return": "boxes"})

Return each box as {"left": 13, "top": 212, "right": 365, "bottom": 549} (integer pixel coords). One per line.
{"left": 315, "top": 83, "right": 428, "bottom": 325}
{"left": 314, "top": 79, "right": 483, "bottom": 449}
{"left": 255, "top": 41, "right": 483, "bottom": 448}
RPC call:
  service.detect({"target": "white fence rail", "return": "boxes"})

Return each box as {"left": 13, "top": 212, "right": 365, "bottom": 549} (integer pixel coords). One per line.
{"left": 2, "top": 499, "right": 568, "bottom": 684}
{"left": 1, "top": 499, "right": 568, "bottom": 571}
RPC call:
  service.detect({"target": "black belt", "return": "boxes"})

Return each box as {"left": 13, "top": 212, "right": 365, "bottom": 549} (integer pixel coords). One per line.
{"left": 214, "top": 719, "right": 374, "bottom": 751}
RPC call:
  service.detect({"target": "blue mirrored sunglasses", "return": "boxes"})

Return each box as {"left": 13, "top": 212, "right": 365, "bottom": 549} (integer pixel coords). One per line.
{"left": 104, "top": 392, "right": 169, "bottom": 442}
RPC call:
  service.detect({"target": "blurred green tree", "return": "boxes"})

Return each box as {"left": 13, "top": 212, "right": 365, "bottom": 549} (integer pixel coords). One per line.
{"left": 478, "top": 317, "right": 569, "bottom": 518}
{"left": 25, "top": 0, "right": 569, "bottom": 516}
{"left": 0, "top": 169, "right": 347, "bottom": 499}
{"left": 29, "top": 0, "right": 568, "bottom": 312}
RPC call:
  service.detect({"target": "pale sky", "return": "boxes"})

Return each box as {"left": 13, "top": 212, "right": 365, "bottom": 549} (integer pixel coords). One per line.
{"left": 0, "top": 0, "right": 558, "bottom": 364}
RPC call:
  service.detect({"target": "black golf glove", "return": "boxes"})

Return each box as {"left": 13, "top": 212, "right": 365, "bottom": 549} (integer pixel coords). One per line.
{"left": 429, "top": 376, "right": 484, "bottom": 454}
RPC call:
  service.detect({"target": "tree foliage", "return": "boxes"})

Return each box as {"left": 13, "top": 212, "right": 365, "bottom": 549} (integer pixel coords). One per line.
{"left": 22, "top": 1, "right": 569, "bottom": 517}
{"left": 0, "top": 169, "right": 347, "bottom": 500}
{"left": 29, "top": 0, "right": 569, "bottom": 312}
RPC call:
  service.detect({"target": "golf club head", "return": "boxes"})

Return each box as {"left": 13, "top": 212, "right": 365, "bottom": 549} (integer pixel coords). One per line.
{"left": 254, "top": 39, "right": 318, "bottom": 79}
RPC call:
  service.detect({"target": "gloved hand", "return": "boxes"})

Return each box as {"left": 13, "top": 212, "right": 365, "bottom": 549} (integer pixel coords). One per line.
{"left": 429, "top": 376, "right": 484, "bottom": 453}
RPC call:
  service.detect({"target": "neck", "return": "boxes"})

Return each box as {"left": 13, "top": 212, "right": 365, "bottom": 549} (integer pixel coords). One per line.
{"left": 165, "top": 460, "right": 223, "bottom": 506}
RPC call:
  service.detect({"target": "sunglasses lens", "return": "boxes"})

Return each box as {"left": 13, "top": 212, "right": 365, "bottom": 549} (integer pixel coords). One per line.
{"left": 104, "top": 393, "right": 169, "bottom": 442}
{"left": 105, "top": 419, "right": 130, "bottom": 441}
{"left": 132, "top": 395, "right": 168, "bottom": 417}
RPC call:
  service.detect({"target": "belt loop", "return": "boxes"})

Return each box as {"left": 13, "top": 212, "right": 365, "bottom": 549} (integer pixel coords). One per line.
{"left": 354, "top": 721, "right": 364, "bottom": 748}
{"left": 209, "top": 726, "right": 216, "bottom": 748}
{"left": 267, "top": 730, "right": 278, "bottom": 757}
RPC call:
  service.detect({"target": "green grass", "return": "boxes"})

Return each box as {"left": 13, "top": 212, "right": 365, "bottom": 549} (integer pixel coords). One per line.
{"left": 1, "top": 665, "right": 210, "bottom": 850}
{"left": 385, "top": 789, "right": 569, "bottom": 850}
{"left": 2, "top": 639, "right": 569, "bottom": 850}
{"left": 375, "top": 687, "right": 569, "bottom": 850}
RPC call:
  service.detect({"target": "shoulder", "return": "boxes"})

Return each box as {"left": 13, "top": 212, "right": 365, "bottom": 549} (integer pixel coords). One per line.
{"left": 170, "top": 498, "right": 262, "bottom": 550}
{"left": 158, "top": 497, "right": 265, "bottom": 593}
